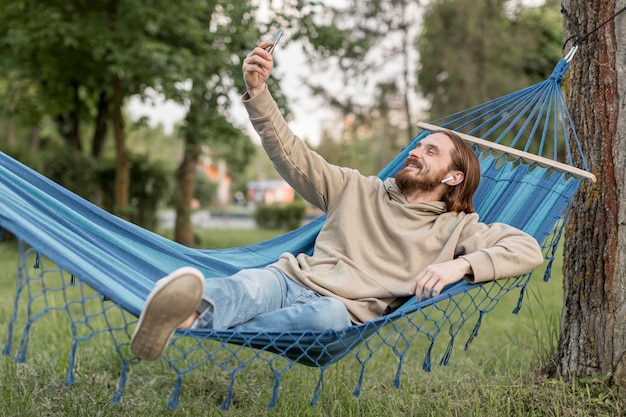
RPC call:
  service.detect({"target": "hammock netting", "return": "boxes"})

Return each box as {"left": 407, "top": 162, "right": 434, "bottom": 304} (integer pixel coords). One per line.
{"left": 0, "top": 55, "right": 594, "bottom": 409}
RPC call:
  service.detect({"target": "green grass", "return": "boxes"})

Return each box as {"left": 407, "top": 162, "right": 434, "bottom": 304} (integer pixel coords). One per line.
{"left": 1, "top": 230, "right": 624, "bottom": 416}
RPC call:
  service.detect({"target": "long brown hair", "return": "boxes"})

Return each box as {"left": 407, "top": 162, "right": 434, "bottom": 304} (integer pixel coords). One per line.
{"left": 436, "top": 129, "right": 481, "bottom": 213}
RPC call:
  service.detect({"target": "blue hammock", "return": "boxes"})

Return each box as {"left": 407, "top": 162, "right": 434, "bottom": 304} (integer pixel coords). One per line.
{"left": 0, "top": 54, "right": 595, "bottom": 409}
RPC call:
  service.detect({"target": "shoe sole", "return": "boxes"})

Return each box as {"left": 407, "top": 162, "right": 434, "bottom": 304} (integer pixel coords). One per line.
{"left": 130, "top": 267, "right": 204, "bottom": 361}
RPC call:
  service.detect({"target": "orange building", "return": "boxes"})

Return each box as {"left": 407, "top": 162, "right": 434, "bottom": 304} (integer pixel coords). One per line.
{"left": 246, "top": 180, "right": 294, "bottom": 206}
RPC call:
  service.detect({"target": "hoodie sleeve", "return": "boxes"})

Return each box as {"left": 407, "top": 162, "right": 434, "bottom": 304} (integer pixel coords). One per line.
{"left": 456, "top": 221, "right": 544, "bottom": 283}
{"left": 242, "top": 87, "right": 355, "bottom": 212}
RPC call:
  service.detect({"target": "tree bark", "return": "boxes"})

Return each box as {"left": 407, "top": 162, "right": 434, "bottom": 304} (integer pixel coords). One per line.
{"left": 398, "top": 1, "right": 415, "bottom": 141}
{"left": 553, "top": 0, "right": 626, "bottom": 385}
{"left": 6, "top": 121, "right": 17, "bottom": 148}
{"left": 29, "top": 125, "right": 41, "bottom": 152}
{"left": 92, "top": 90, "right": 111, "bottom": 159}
{"left": 54, "top": 81, "right": 82, "bottom": 151}
{"left": 174, "top": 133, "right": 199, "bottom": 248}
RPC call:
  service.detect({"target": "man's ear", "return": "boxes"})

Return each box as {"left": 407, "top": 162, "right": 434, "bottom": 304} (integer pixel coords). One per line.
{"left": 446, "top": 171, "right": 464, "bottom": 186}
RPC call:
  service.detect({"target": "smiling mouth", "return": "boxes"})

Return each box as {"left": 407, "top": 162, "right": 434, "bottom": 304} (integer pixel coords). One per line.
{"left": 404, "top": 157, "right": 422, "bottom": 169}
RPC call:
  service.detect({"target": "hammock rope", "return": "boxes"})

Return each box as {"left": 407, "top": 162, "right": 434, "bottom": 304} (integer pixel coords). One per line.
{"left": 0, "top": 54, "right": 595, "bottom": 409}
{"left": 561, "top": 4, "right": 626, "bottom": 51}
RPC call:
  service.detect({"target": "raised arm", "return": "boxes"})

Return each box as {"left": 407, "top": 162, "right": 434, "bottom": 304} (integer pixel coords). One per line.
{"left": 241, "top": 44, "right": 356, "bottom": 212}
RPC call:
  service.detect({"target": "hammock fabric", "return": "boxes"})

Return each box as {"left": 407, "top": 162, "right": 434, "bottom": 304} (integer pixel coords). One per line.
{"left": 0, "top": 55, "right": 595, "bottom": 409}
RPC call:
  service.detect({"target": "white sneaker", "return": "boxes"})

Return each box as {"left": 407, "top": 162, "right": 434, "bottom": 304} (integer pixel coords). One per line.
{"left": 130, "top": 267, "right": 204, "bottom": 361}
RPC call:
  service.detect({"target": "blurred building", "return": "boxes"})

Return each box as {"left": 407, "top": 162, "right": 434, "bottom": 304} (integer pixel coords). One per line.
{"left": 246, "top": 179, "right": 294, "bottom": 206}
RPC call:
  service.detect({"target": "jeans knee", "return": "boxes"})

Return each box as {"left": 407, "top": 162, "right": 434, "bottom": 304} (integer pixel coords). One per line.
{"left": 312, "top": 297, "right": 351, "bottom": 331}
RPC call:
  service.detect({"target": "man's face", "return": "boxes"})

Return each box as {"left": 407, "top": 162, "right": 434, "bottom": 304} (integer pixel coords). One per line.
{"left": 395, "top": 133, "right": 456, "bottom": 193}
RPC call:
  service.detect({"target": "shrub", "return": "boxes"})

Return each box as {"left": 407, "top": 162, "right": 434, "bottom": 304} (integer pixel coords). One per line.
{"left": 253, "top": 201, "right": 307, "bottom": 230}
{"left": 94, "top": 154, "right": 172, "bottom": 230}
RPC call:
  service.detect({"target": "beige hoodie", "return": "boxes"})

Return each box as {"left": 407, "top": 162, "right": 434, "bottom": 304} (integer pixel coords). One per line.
{"left": 243, "top": 88, "right": 544, "bottom": 324}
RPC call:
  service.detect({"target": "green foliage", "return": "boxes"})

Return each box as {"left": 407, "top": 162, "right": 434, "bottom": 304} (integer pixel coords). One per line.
{"left": 0, "top": 0, "right": 114, "bottom": 149}
{"left": 417, "top": 0, "right": 563, "bottom": 119}
{"left": 166, "top": 0, "right": 262, "bottom": 173}
{"left": 253, "top": 202, "right": 307, "bottom": 230}
{"left": 126, "top": 120, "right": 182, "bottom": 169}
{"left": 184, "top": 102, "right": 257, "bottom": 175}
{"left": 514, "top": 0, "right": 563, "bottom": 81}
{"left": 1, "top": 144, "right": 100, "bottom": 200}
{"left": 193, "top": 169, "right": 217, "bottom": 207}
{"left": 0, "top": 0, "right": 263, "bottom": 161}
{"left": 284, "top": 0, "right": 422, "bottom": 176}
{"left": 313, "top": 80, "right": 410, "bottom": 175}
{"left": 94, "top": 154, "right": 172, "bottom": 229}
{"left": 286, "top": 1, "right": 417, "bottom": 88}
{"left": 0, "top": 0, "right": 270, "bottom": 237}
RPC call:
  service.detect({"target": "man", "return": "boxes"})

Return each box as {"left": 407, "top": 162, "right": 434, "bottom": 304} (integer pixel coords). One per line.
{"left": 130, "top": 41, "right": 544, "bottom": 361}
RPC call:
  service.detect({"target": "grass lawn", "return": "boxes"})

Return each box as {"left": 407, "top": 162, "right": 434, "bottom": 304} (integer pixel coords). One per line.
{"left": 0, "top": 229, "right": 624, "bottom": 416}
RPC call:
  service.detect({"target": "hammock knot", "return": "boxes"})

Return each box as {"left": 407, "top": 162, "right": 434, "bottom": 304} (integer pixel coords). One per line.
{"left": 549, "top": 59, "right": 570, "bottom": 83}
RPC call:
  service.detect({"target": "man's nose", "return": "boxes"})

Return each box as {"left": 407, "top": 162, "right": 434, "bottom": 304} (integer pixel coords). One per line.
{"left": 408, "top": 147, "right": 422, "bottom": 158}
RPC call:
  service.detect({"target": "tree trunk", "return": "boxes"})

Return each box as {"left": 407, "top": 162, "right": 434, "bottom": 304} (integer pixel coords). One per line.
{"left": 54, "top": 81, "right": 82, "bottom": 151}
{"left": 92, "top": 90, "right": 111, "bottom": 159}
{"left": 29, "top": 124, "right": 41, "bottom": 152}
{"left": 174, "top": 133, "right": 199, "bottom": 247}
{"left": 553, "top": 0, "right": 626, "bottom": 385}
{"left": 6, "top": 121, "right": 17, "bottom": 148}
{"left": 399, "top": 2, "right": 415, "bottom": 141}
{"left": 111, "top": 74, "right": 129, "bottom": 217}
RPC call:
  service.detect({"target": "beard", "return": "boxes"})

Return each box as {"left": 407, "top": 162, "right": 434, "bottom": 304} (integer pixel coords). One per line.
{"left": 395, "top": 158, "right": 444, "bottom": 194}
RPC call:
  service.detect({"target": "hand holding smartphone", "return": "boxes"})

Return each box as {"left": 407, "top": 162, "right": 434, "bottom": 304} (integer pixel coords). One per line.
{"left": 265, "top": 27, "right": 285, "bottom": 54}
{"left": 244, "top": 27, "right": 284, "bottom": 96}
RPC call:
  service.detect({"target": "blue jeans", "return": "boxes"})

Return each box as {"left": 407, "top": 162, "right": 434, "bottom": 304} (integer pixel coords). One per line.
{"left": 192, "top": 267, "right": 352, "bottom": 332}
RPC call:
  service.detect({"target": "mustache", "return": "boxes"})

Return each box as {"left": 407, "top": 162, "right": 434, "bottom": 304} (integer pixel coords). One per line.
{"left": 404, "top": 157, "right": 422, "bottom": 168}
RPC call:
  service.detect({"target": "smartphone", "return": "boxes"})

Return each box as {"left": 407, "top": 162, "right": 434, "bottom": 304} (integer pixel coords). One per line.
{"left": 266, "top": 27, "right": 285, "bottom": 53}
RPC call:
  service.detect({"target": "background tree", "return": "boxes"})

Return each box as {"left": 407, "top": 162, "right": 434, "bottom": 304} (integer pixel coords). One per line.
{"left": 281, "top": 0, "right": 422, "bottom": 159}
{"left": 174, "top": 81, "right": 256, "bottom": 246}
{"left": 0, "top": 1, "right": 277, "bottom": 242}
{"left": 316, "top": 81, "right": 408, "bottom": 175}
{"left": 417, "top": 0, "right": 563, "bottom": 120}
{"left": 166, "top": 3, "right": 290, "bottom": 246}
{"left": 0, "top": 1, "right": 266, "bottom": 222}
{"left": 283, "top": 0, "right": 563, "bottom": 175}
{"left": 551, "top": 0, "right": 626, "bottom": 385}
